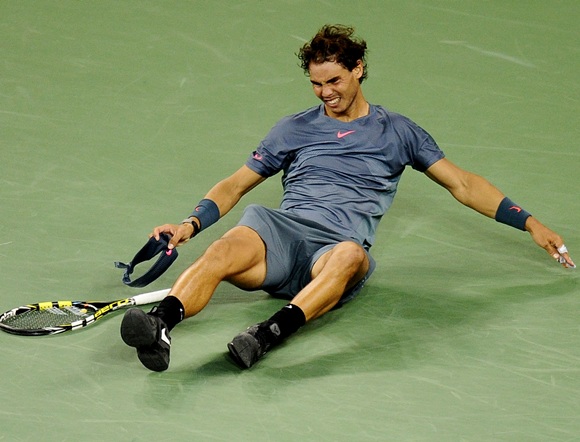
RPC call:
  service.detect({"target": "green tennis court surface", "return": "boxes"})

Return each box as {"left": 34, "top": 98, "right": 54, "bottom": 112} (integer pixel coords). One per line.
{"left": 1, "top": 1, "right": 578, "bottom": 440}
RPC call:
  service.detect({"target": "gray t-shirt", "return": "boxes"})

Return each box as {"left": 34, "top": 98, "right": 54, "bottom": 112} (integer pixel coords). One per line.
{"left": 245, "top": 104, "right": 445, "bottom": 248}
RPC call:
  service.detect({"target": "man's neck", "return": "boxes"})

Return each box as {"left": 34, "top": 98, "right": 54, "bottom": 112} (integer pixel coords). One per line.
{"left": 326, "top": 97, "right": 370, "bottom": 122}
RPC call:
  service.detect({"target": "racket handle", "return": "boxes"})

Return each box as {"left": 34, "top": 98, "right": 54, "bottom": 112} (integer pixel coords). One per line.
{"left": 131, "top": 288, "right": 171, "bottom": 306}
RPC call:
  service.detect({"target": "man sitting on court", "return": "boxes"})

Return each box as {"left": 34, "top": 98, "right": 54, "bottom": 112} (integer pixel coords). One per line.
{"left": 120, "top": 24, "right": 575, "bottom": 371}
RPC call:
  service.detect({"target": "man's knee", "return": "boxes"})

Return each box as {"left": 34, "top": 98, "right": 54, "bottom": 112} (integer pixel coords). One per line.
{"left": 202, "top": 237, "right": 235, "bottom": 264}
{"left": 332, "top": 241, "right": 367, "bottom": 265}
{"left": 312, "top": 241, "right": 369, "bottom": 281}
{"left": 200, "top": 226, "right": 267, "bottom": 288}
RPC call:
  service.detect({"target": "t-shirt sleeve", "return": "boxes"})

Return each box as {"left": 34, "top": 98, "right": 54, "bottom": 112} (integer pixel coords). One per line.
{"left": 396, "top": 115, "right": 445, "bottom": 172}
{"left": 245, "top": 117, "right": 294, "bottom": 178}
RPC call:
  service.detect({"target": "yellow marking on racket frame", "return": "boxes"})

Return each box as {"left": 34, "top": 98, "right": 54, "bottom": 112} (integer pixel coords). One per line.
{"left": 58, "top": 301, "right": 72, "bottom": 308}
{"left": 38, "top": 302, "right": 53, "bottom": 310}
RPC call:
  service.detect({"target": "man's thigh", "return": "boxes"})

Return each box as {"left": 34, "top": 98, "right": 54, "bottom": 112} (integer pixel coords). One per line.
{"left": 218, "top": 225, "right": 267, "bottom": 290}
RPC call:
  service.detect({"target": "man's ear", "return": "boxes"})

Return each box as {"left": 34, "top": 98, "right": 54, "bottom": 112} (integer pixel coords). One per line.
{"left": 353, "top": 60, "right": 364, "bottom": 80}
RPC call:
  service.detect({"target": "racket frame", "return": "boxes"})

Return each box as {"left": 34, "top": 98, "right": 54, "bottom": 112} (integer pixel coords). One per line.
{"left": 0, "top": 288, "right": 170, "bottom": 336}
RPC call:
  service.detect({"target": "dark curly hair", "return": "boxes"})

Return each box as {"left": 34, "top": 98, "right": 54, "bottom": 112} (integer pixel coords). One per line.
{"left": 298, "top": 24, "right": 368, "bottom": 83}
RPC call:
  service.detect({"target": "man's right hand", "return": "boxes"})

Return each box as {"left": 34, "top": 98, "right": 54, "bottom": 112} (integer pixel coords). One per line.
{"left": 150, "top": 221, "right": 197, "bottom": 250}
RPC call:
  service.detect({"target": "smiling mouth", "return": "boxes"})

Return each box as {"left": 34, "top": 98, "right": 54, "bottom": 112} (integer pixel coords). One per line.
{"left": 324, "top": 97, "right": 340, "bottom": 106}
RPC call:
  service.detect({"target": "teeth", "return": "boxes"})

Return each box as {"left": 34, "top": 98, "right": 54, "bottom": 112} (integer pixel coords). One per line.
{"left": 326, "top": 97, "right": 340, "bottom": 105}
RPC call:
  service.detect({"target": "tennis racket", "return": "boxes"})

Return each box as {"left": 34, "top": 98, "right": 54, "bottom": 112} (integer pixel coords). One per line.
{"left": 0, "top": 288, "right": 170, "bottom": 336}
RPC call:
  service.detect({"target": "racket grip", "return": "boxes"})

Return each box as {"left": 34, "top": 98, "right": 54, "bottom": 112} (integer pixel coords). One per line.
{"left": 131, "top": 288, "right": 171, "bottom": 306}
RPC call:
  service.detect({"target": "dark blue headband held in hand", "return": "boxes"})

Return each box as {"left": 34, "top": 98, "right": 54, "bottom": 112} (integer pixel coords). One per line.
{"left": 114, "top": 233, "right": 178, "bottom": 287}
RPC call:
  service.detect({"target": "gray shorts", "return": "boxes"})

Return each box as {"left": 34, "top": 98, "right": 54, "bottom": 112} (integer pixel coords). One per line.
{"left": 237, "top": 204, "right": 376, "bottom": 305}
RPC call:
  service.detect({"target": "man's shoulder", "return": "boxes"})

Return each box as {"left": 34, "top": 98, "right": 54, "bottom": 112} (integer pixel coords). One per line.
{"left": 266, "top": 105, "right": 323, "bottom": 139}
{"left": 371, "top": 104, "right": 409, "bottom": 124}
{"left": 281, "top": 105, "right": 322, "bottom": 125}
{"left": 371, "top": 105, "right": 428, "bottom": 137}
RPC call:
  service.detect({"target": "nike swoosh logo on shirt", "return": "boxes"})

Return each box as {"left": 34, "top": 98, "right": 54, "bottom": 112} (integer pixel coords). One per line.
{"left": 337, "top": 130, "right": 355, "bottom": 139}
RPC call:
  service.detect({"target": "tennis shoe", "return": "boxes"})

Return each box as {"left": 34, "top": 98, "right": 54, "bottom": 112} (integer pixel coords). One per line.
{"left": 227, "top": 324, "right": 271, "bottom": 369}
{"left": 121, "top": 308, "right": 171, "bottom": 372}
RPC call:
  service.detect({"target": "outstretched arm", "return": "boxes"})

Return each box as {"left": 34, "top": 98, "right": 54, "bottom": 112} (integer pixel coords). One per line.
{"left": 202, "top": 165, "right": 266, "bottom": 218}
{"left": 425, "top": 158, "right": 575, "bottom": 268}
{"left": 152, "top": 165, "right": 266, "bottom": 248}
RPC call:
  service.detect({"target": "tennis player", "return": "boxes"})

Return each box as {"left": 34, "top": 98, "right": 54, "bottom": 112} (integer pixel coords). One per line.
{"left": 120, "top": 24, "right": 575, "bottom": 371}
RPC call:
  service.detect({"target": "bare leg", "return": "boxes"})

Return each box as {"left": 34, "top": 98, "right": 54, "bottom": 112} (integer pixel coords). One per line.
{"left": 228, "top": 240, "right": 370, "bottom": 368}
{"left": 170, "top": 225, "right": 268, "bottom": 317}
{"left": 292, "top": 240, "right": 370, "bottom": 320}
{"left": 121, "top": 226, "right": 267, "bottom": 371}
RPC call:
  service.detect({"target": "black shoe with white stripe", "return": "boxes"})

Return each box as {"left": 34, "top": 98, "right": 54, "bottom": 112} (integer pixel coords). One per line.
{"left": 121, "top": 308, "right": 171, "bottom": 372}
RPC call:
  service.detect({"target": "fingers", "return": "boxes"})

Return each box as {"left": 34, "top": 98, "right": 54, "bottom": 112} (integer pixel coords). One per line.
{"left": 530, "top": 224, "right": 576, "bottom": 269}
{"left": 149, "top": 224, "right": 193, "bottom": 250}
{"left": 149, "top": 224, "right": 176, "bottom": 241}
{"left": 553, "top": 253, "right": 575, "bottom": 269}
{"left": 550, "top": 243, "right": 576, "bottom": 269}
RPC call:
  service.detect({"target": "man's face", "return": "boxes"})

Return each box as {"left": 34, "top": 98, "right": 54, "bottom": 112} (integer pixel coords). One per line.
{"left": 308, "top": 60, "right": 364, "bottom": 120}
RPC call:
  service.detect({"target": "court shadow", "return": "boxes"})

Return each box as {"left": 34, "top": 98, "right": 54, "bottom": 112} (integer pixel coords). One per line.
{"left": 125, "top": 269, "right": 577, "bottom": 407}
{"left": 259, "top": 273, "right": 579, "bottom": 381}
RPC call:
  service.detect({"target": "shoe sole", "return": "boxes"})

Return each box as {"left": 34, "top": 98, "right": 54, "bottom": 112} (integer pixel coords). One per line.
{"left": 120, "top": 309, "right": 157, "bottom": 347}
{"left": 121, "top": 309, "right": 170, "bottom": 372}
{"left": 227, "top": 333, "right": 260, "bottom": 369}
{"left": 137, "top": 346, "right": 169, "bottom": 372}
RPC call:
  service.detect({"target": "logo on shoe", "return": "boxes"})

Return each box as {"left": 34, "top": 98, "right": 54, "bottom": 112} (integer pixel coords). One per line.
{"left": 269, "top": 323, "right": 281, "bottom": 336}
{"left": 161, "top": 328, "right": 171, "bottom": 345}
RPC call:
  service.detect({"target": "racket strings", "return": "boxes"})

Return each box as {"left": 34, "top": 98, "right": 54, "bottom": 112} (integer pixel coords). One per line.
{"left": 3, "top": 306, "right": 93, "bottom": 329}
